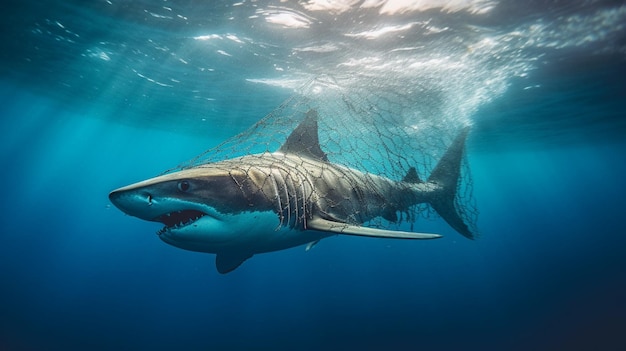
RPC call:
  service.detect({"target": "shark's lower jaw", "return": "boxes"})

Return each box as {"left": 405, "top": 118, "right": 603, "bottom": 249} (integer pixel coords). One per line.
{"left": 155, "top": 210, "right": 207, "bottom": 235}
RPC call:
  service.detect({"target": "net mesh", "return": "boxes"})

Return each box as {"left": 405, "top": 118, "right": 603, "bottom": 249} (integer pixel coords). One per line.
{"left": 165, "top": 75, "right": 479, "bottom": 236}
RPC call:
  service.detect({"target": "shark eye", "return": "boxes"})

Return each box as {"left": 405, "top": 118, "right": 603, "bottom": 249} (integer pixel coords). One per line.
{"left": 177, "top": 180, "right": 190, "bottom": 192}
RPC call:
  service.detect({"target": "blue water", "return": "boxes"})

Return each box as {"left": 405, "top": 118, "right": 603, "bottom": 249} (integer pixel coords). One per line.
{"left": 1, "top": 1, "right": 625, "bottom": 350}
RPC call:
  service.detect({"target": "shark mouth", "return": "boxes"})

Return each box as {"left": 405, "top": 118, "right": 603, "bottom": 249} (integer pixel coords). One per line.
{"left": 155, "top": 210, "right": 207, "bottom": 235}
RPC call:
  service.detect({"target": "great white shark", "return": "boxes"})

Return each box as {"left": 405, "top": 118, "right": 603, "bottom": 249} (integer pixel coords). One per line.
{"left": 109, "top": 110, "right": 474, "bottom": 273}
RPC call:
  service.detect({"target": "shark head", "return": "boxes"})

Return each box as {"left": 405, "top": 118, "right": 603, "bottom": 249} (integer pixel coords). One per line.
{"left": 108, "top": 165, "right": 278, "bottom": 253}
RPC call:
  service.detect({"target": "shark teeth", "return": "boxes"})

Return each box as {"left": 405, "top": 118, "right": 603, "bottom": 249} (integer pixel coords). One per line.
{"left": 155, "top": 210, "right": 206, "bottom": 235}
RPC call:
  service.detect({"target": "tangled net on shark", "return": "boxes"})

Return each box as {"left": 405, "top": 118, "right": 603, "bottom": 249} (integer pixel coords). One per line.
{"left": 166, "top": 76, "right": 479, "bottom": 238}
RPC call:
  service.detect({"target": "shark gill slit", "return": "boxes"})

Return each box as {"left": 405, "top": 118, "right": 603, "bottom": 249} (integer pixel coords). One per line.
{"left": 281, "top": 166, "right": 307, "bottom": 230}
{"left": 284, "top": 170, "right": 298, "bottom": 230}
{"left": 285, "top": 170, "right": 300, "bottom": 228}
{"left": 274, "top": 168, "right": 292, "bottom": 229}
{"left": 269, "top": 166, "right": 301, "bottom": 231}
{"left": 279, "top": 168, "right": 298, "bottom": 230}
{"left": 289, "top": 169, "right": 304, "bottom": 230}
{"left": 268, "top": 171, "right": 284, "bottom": 230}
{"left": 297, "top": 172, "right": 306, "bottom": 229}
{"left": 270, "top": 168, "right": 291, "bottom": 230}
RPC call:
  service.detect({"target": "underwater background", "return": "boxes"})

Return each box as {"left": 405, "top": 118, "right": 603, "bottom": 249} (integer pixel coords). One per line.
{"left": 1, "top": 1, "right": 625, "bottom": 350}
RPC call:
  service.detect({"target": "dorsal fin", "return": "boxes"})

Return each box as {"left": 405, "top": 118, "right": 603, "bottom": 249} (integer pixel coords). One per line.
{"left": 279, "top": 109, "right": 328, "bottom": 161}
{"left": 403, "top": 167, "right": 421, "bottom": 183}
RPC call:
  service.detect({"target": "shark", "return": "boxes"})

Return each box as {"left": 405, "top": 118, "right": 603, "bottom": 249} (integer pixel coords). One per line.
{"left": 109, "top": 110, "right": 475, "bottom": 273}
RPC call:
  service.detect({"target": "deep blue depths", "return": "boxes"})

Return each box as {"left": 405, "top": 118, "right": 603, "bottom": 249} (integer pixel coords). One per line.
{"left": 1, "top": 2, "right": 626, "bottom": 351}
{"left": 2, "top": 86, "right": 625, "bottom": 351}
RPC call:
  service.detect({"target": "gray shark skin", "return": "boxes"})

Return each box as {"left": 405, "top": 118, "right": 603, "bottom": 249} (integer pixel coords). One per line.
{"left": 109, "top": 110, "right": 474, "bottom": 273}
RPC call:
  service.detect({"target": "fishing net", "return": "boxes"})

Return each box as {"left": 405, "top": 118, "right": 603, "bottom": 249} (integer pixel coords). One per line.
{"left": 165, "top": 75, "right": 479, "bottom": 237}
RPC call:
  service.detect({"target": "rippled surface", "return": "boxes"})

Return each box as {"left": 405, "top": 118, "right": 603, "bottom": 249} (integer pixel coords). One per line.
{"left": 2, "top": 0, "right": 625, "bottom": 145}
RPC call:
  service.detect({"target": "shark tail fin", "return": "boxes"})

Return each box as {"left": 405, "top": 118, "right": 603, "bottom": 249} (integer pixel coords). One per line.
{"left": 426, "top": 127, "right": 475, "bottom": 239}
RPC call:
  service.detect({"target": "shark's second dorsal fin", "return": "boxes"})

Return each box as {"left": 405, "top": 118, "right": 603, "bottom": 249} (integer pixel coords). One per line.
{"left": 403, "top": 167, "right": 421, "bottom": 183}
{"left": 279, "top": 109, "right": 328, "bottom": 162}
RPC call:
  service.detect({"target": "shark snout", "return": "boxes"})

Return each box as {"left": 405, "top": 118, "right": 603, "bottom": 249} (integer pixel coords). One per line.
{"left": 109, "top": 188, "right": 157, "bottom": 220}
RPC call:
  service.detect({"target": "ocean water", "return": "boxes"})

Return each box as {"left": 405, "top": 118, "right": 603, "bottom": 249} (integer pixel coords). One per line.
{"left": 1, "top": 1, "right": 625, "bottom": 350}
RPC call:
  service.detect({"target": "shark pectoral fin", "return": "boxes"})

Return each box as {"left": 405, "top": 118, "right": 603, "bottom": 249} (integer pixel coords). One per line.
{"left": 307, "top": 217, "right": 442, "bottom": 240}
{"left": 305, "top": 240, "right": 320, "bottom": 252}
{"left": 215, "top": 252, "right": 253, "bottom": 274}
